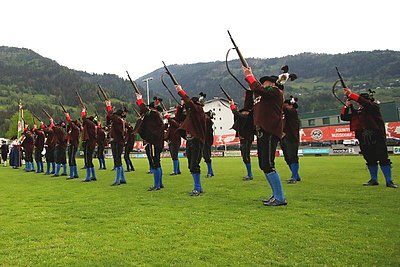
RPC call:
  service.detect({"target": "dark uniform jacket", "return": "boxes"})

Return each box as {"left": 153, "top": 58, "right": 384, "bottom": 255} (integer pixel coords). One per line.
{"left": 178, "top": 91, "right": 206, "bottom": 143}
{"left": 125, "top": 124, "right": 135, "bottom": 151}
{"left": 245, "top": 76, "right": 284, "bottom": 138}
{"left": 44, "top": 126, "right": 56, "bottom": 149}
{"left": 22, "top": 131, "right": 34, "bottom": 153}
{"left": 53, "top": 126, "right": 67, "bottom": 149}
{"left": 96, "top": 127, "right": 106, "bottom": 147}
{"left": 67, "top": 121, "right": 80, "bottom": 148}
{"left": 165, "top": 105, "right": 184, "bottom": 145}
{"left": 81, "top": 116, "right": 97, "bottom": 150}
{"left": 137, "top": 103, "right": 164, "bottom": 149}
{"left": 34, "top": 129, "right": 45, "bottom": 152}
{"left": 283, "top": 104, "right": 300, "bottom": 142}
{"left": 107, "top": 111, "right": 125, "bottom": 147}
{"left": 204, "top": 116, "right": 214, "bottom": 146}
{"left": 231, "top": 90, "right": 255, "bottom": 141}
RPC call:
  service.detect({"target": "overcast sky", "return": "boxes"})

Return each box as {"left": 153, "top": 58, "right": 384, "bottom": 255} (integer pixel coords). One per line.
{"left": 1, "top": 0, "right": 399, "bottom": 80}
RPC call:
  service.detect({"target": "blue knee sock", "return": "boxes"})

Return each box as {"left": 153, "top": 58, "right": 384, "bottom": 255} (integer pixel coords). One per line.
{"left": 192, "top": 173, "right": 202, "bottom": 191}
{"left": 206, "top": 162, "right": 214, "bottom": 175}
{"left": 51, "top": 162, "right": 55, "bottom": 174}
{"left": 266, "top": 171, "right": 285, "bottom": 201}
{"left": 55, "top": 164, "right": 60, "bottom": 176}
{"left": 160, "top": 167, "right": 163, "bottom": 186}
{"left": 173, "top": 160, "right": 178, "bottom": 173}
{"left": 380, "top": 165, "right": 392, "bottom": 183}
{"left": 46, "top": 162, "right": 50, "bottom": 174}
{"left": 120, "top": 167, "right": 126, "bottom": 183}
{"left": 176, "top": 160, "right": 181, "bottom": 173}
{"left": 90, "top": 167, "right": 96, "bottom": 179}
{"left": 40, "top": 162, "right": 44, "bottom": 172}
{"left": 153, "top": 168, "right": 160, "bottom": 188}
{"left": 245, "top": 163, "right": 253, "bottom": 177}
{"left": 367, "top": 165, "right": 378, "bottom": 182}
{"left": 114, "top": 166, "right": 121, "bottom": 183}
{"left": 30, "top": 162, "right": 35, "bottom": 171}
{"left": 62, "top": 164, "right": 67, "bottom": 175}
{"left": 85, "top": 168, "right": 91, "bottom": 181}
{"left": 102, "top": 159, "right": 106, "bottom": 169}
{"left": 291, "top": 163, "right": 300, "bottom": 180}
{"left": 69, "top": 166, "right": 73, "bottom": 177}
{"left": 264, "top": 172, "right": 275, "bottom": 197}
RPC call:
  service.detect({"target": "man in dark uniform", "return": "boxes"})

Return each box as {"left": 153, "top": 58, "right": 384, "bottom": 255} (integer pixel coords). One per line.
{"left": 343, "top": 88, "right": 397, "bottom": 188}
{"left": 134, "top": 95, "right": 165, "bottom": 191}
{"left": 106, "top": 101, "right": 127, "bottom": 186}
{"left": 282, "top": 97, "right": 301, "bottom": 184}
{"left": 175, "top": 85, "right": 206, "bottom": 196}
{"left": 81, "top": 108, "right": 97, "bottom": 182}
{"left": 203, "top": 110, "right": 215, "bottom": 178}
{"left": 43, "top": 119, "right": 56, "bottom": 174}
{"left": 124, "top": 122, "right": 135, "bottom": 172}
{"left": 229, "top": 89, "right": 255, "bottom": 180}
{"left": 1, "top": 140, "right": 9, "bottom": 167}
{"left": 33, "top": 123, "right": 45, "bottom": 173}
{"left": 21, "top": 126, "right": 35, "bottom": 172}
{"left": 96, "top": 121, "right": 107, "bottom": 170}
{"left": 52, "top": 121, "right": 67, "bottom": 177}
{"left": 65, "top": 112, "right": 80, "bottom": 179}
{"left": 165, "top": 104, "right": 184, "bottom": 176}
{"left": 243, "top": 67, "right": 287, "bottom": 206}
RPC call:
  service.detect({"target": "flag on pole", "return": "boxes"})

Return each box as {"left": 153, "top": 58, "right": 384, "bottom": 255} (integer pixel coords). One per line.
{"left": 17, "top": 99, "right": 24, "bottom": 139}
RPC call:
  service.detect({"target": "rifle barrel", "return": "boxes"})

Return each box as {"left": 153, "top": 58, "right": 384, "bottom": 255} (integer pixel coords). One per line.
{"left": 335, "top": 66, "right": 347, "bottom": 88}
{"left": 162, "top": 61, "right": 179, "bottom": 85}
{"left": 126, "top": 71, "right": 141, "bottom": 94}
{"left": 227, "top": 30, "right": 249, "bottom": 68}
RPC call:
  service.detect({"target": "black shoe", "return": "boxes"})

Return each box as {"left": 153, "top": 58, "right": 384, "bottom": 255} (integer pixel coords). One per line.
{"left": 120, "top": 181, "right": 127, "bottom": 184}
{"left": 81, "top": 179, "right": 91, "bottom": 182}
{"left": 242, "top": 176, "right": 253, "bottom": 181}
{"left": 51, "top": 174, "right": 59, "bottom": 177}
{"left": 147, "top": 171, "right": 153, "bottom": 174}
{"left": 262, "top": 196, "right": 274, "bottom": 203}
{"left": 160, "top": 184, "right": 164, "bottom": 189}
{"left": 190, "top": 189, "right": 201, "bottom": 196}
{"left": 73, "top": 176, "right": 79, "bottom": 178}
{"left": 148, "top": 186, "right": 160, "bottom": 191}
{"left": 126, "top": 169, "right": 131, "bottom": 172}
{"left": 66, "top": 176, "right": 76, "bottom": 180}
{"left": 386, "top": 181, "right": 398, "bottom": 188}
{"left": 287, "top": 179, "right": 297, "bottom": 184}
{"left": 60, "top": 173, "right": 68, "bottom": 176}
{"left": 205, "top": 173, "right": 214, "bottom": 178}
{"left": 177, "top": 172, "right": 181, "bottom": 175}
{"left": 90, "top": 177, "right": 97, "bottom": 181}
{"left": 111, "top": 182, "right": 120, "bottom": 186}
{"left": 170, "top": 172, "right": 177, "bottom": 176}
{"left": 363, "top": 180, "right": 379, "bottom": 186}
{"left": 263, "top": 198, "right": 287, "bottom": 206}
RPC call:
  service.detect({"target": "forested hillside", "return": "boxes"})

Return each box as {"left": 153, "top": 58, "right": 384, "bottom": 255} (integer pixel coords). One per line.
{"left": 1, "top": 46, "right": 399, "bottom": 137}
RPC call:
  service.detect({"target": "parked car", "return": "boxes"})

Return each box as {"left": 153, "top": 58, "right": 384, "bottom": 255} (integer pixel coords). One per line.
{"left": 386, "top": 137, "right": 400, "bottom": 146}
{"left": 343, "top": 139, "right": 359, "bottom": 146}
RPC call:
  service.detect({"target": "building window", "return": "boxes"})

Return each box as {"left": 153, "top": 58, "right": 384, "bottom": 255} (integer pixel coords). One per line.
{"left": 219, "top": 118, "right": 221, "bottom": 120}
{"left": 219, "top": 108, "right": 221, "bottom": 111}
{"left": 213, "top": 108, "right": 215, "bottom": 111}
{"left": 337, "top": 116, "right": 341, "bottom": 123}
{"left": 308, "top": 119, "right": 315, "bottom": 126}
{"left": 220, "top": 127, "right": 222, "bottom": 130}
{"left": 322, "top": 117, "right": 330, "bottom": 125}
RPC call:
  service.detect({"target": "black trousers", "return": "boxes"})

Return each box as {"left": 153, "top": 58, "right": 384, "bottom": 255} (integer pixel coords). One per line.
{"left": 55, "top": 145, "right": 66, "bottom": 165}
{"left": 68, "top": 144, "right": 77, "bottom": 166}
{"left": 169, "top": 142, "right": 180, "bottom": 161}
{"left": 35, "top": 148, "right": 43, "bottom": 163}
{"left": 240, "top": 138, "right": 252, "bottom": 164}
{"left": 81, "top": 141, "right": 87, "bottom": 167}
{"left": 97, "top": 144, "right": 105, "bottom": 160}
{"left": 111, "top": 141, "right": 123, "bottom": 167}
{"left": 45, "top": 146, "right": 55, "bottom": 163}
{"left": 360, "top": 131, "right": 391, "bottom": 166}
{"left": 146, "top": 143, "right": 162, "bottom": 169}
{"left": 84, "top": 142, "right": 94, "bottom": 168}
{"left": 124, "top": 144, "right": 133, "bottom": 163}
{"left": 25, "top": 151, "right": 33, "bottom": 162}
{"left": 256, "top": 129, "right": 280, "bottom": 173}
{"left": 202, "top": 143, "right": 212, "bottom": 163}
{"left": 186, "top": 138, "right": 203, "bottom": 174}
{"left": 280, "top": 136, "right": 299, "bottom": 165}
{"left": 145, "top": 143, "right": 154, "bottom": 170}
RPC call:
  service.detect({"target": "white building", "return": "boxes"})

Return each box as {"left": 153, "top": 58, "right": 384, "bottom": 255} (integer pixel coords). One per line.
{"left": 203, "top": 98, "right": 235, "bottom": 136}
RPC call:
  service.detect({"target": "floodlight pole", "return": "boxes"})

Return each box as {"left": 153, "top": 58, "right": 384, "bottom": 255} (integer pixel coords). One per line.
{"left": 142, "top": 77, "right": 153, "bottom": 105}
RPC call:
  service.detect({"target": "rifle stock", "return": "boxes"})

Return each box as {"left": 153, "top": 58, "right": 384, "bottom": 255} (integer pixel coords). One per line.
{"left": 126, "top": 71, "right": 141, "bottom": 95}
{"left": 227, "top": 30, "right": 249, "bottom": 68}
{"left": 162, "top": 61, "right": 179, "bottom": 86}
{"left": 219, "top": 84, "right": 233, "bottom": 101}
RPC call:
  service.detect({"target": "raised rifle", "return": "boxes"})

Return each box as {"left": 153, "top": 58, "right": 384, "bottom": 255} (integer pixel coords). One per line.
{"left": 59, "top": 101, "right": 68, "bottom": 113}
{"left": 41, "top": 108, "right": 52, "bottom": 120}
{"left": 161, "top": 73, "right": 181, "bottom": 105}
{"left": 97, "top": 84, "right": 109, "bottom": 101}
{"left": 332, "top": 66, "right": 348, "bottom": 106}
{"left": 219, "top": 84, "right": 233, "bottom": 101}
{"left": 126, "top": 71, "right": 141, "bottom": 95}
{"left": 75, "top": 91, "right": 86, "bottom": 109}
{"left": 31, "top": 112, "right": 42, "bottom": 123}
{"left": 162, "top": 61, "right": 179, "bottom": 86}
{"left": 227, "top": 30, "right": 249, "bottom": 68}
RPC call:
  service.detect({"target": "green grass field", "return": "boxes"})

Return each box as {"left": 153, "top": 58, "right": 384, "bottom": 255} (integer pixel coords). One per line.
{"left": 0, "top": 156, "right": 399, "bottom": 266}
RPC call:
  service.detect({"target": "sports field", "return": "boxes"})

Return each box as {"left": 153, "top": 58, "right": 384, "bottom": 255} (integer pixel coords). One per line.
{"left": 0, "top": 156, "right": 399, "bottom": 266}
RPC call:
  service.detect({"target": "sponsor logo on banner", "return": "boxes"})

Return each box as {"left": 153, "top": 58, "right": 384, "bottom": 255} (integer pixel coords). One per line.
{"left": 211, "top": 151, "right": 224, "bottom": 157}
{"left": 311, "top": 129, "right": 323, "bottom": 140}
{"left": 332, "top": 148, "right": 355, "bottom": 154}
{"left": 394, "top": 147, "right": 400, "bottom": 154}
